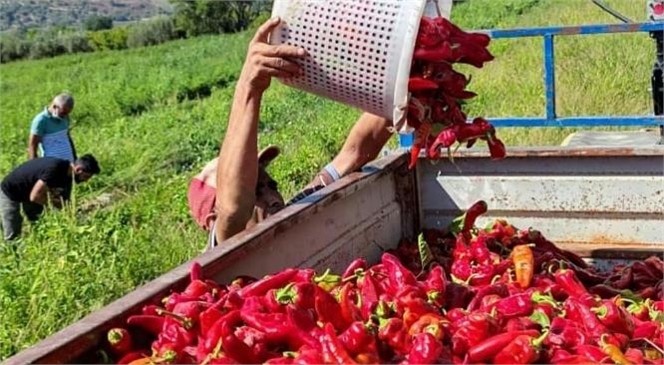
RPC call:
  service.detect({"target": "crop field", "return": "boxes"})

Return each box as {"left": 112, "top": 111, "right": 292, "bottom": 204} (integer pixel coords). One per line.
{"left": 0, "top": 0, "right": 653, "bottom": 360}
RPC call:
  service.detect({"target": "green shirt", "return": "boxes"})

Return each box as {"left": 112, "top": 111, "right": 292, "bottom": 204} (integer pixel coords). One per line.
{"left": 30, "top": 108, "right": 74, "bottom": 162}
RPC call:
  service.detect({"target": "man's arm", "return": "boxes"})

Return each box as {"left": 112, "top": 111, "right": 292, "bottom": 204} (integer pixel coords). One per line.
{"left": 330, "top": 112, "right": 393, "bottom": 175}
{"left": 214, "top": 17, "right": 306, "bottom": 243}
{"left": 302, "top": 113, "right": 393, "bottom": 191}
{"left": 29, "top": 180, "right": 49, "bottom": 205}
{"left": 28, "top": 134, "right": 41, "bottom": 159}
{"left": 67, "top": 130, "right": 77, "bottom": 160}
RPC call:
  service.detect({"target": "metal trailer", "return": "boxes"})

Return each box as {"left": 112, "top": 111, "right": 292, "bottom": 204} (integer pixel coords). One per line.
{"left": 5, "top": 2, "right": 664, "bottom": 365}
{"left": 5, "top": 147, "right": 663, "bottom": 365}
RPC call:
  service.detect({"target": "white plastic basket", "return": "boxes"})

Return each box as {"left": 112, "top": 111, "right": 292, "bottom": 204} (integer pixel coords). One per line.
{"left": 270, "top": 0, "right": 452, "bottom": 134}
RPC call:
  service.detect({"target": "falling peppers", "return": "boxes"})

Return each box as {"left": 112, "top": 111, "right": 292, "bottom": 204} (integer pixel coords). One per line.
{"left": 407, "top": 16, "right": 504, "bottom": 170}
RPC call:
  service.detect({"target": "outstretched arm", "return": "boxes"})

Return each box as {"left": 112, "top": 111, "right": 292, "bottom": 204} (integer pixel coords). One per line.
{"left": 303, "top": 113, "right": 393, "bottom": 191}
{"left": 214, "top": 17, "right": 306, "bottom": 242}
{"left": 330, "top": 112, "right": 393, "bottom": 175}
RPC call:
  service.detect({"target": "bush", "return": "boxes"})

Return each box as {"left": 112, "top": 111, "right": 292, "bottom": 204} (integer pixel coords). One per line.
{"left": 61, "top": 32, "right": 93, "bottom": 54}
{"left": 126, "top": 16, "right": 177, "bottom": 48}
{"left": 0, "top": 32, "right": 31, "bottom": 63}
{"left": 84, "top": 15, "right": 114, "bottom": 31}
{"left": 87, "top": 27, "right": 128, "bottom": 51}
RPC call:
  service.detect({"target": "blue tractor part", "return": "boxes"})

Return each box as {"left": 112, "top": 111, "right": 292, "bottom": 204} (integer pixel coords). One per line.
{"left": 398, "top": 0, "right": 664, "bottom": 148}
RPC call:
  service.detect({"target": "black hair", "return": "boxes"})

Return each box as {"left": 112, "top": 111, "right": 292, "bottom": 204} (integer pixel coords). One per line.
{"left": 76, "top": 154, "right": 101, "bottom": 175}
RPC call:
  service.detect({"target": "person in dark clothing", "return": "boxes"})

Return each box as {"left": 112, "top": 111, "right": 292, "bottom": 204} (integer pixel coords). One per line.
{"left": 0, "top": 154, "right": 100, "bottom": 241}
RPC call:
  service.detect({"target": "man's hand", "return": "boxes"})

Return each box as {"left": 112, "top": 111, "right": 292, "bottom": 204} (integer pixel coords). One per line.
{"left": 238, "top": 17, "right": 307, "bottom": 95}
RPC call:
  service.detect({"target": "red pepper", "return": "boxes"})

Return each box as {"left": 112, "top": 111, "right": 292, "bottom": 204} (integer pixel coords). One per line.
{"left": 216, "top": 310, "right": 260, "bottom": 364}
{"left": 339, "top": 322, "right": 376, "bottom": 356}
{"left": 553, "top": 268, "right": 589, "bottom": 298}
{"left": 545, "top": 317, "right": 587, "bottom": 348}
{"left": 163, "top": 292, "right": 199, "bottom": 312}
{"left": 357, "top": 273, "right": 380, "bottom": 320}
{"left": 479, "top": 294, "right": 503, "bottom": 312}
{"left": 486, "top": 135, "right": 507, "bottom": 160}
{"left": 408, "top": 122, "right": 432, "bottom": 169}
{"left": 342, "top": 258, "right": 368, "bottom": 280}
{"left": 107, "top": 327, "right": 133, "bottom": 356}
{"left": 466, "top": 330, "right": 540, "bottom": 362}
{"left": 462, "top": 200, "right": 488, "bottom": 238}
{"left": 625, "top": 348, "right": 645, "bottom": 364}
{"left": 563, "top": 297, "right": 607, "bottom": 340}
{"left": 381, "top": 253, "right": 418, "bottom": 294}
{"left": 182, "top": 279, "right": 211, "bottom": 299}
{"left": 505, "top": 317, "right": 540, "bottom": 332}
{"left": 575, "top": 345, "right": 608, "bottom": 363}
{"left": 395, "top": 289, "right": 435, "bottom": 316}
{"left": 320, "top": 323, "right": 357, "bottom": 365}
{"left": 413, "top": 42, "right": 454, "bottom": 62}
{"left": 434, "top": 17, "right": 490, "bottom": 47}
{"left": 406, "top": 332, "right": 443, "bottom": 364}
{"left": 189, "top": 261, "right": 203, "bottom": 282}
{"left": 314, "top": 285, "right": 350, "bottom": 332}
{"left": 408, "top": 76, "right": 439, "bottom": 91}
{"left": 451, "top": 312, "right": 498, "bottom": 355}
{"left": 126, "top": 315, "right": 164, "bottom": 336}
{"left": 592, "top": 299, "right": 635, "bottom": 337}
{"left": 339, "top": 282, "right": 363, "bottom": 324}
{"left": 446, "top": 308, "right": 468, "bottom": 322}
{"left": 423, "top": 264, "right": 447, "bottom": 308}
{"left": 238, "top": 268, "right": 298, "bottom": 298}
{"left": 377, "top": 318, "right": 411, "bottom": 355}
{"left": 416, "top": 17, "right": 445, "bottom": 48}
{"left": 493, "top": 331, "right": 548, "bottom": 364}
{"left": 632, "top": 321, "right": 660, "bottom": 339}
{"left": 275, "top": 282, "right": 316, "bottom": 310}
{"left": 467, "top": 283, "right": 509, "bottom": 311}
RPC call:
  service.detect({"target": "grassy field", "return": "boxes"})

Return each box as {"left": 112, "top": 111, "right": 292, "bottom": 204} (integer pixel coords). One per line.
{"left": 0, "top": 0, "right": 654, "bottom": 360}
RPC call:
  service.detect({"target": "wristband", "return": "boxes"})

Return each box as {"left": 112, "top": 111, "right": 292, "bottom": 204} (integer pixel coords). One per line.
{"left": 323, "top": 163, "right": 341, "bottom": 182}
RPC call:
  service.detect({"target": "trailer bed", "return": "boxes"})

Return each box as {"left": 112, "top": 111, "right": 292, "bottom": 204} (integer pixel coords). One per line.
{"left": 5, "top": 146, "right": 664, "bottom": 365}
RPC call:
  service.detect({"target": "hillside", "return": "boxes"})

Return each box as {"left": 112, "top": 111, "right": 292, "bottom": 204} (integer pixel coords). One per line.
{"left": 0, "top": 0, "right": 172, "bottom": 30}
{"left": 0, "top": 0, "right": 655, "bottom": 360}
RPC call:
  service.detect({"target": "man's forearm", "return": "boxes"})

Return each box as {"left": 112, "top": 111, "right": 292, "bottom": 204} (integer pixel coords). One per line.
{"left": 331, "top": 113, "right": 392, "bottom": 175}
{"left": 215, "top": 81, "right": 263, "bottom": 240}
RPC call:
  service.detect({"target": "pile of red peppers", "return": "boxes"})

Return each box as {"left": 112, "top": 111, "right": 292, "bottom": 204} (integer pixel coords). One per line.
{"left": 106, "top": 201, "right": 663, "bottom": 365}
{"left": 406, "top": 15, "right": 505, "bottom": 169}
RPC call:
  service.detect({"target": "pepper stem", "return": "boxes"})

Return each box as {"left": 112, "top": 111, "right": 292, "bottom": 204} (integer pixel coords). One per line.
{"left": 531, "top": 330, "right": 549, "bottom": 348}
{"left": 275, "top": 283, "right": 296, "bottom": 304}
{"left": 531, "top": 291, "right": 559, "bottom": 308}
{"left": 155, "top": 308, "right": 193, "bottom": 330}
{"left": 590, "top": 305, "right": 608, "bottom": 318}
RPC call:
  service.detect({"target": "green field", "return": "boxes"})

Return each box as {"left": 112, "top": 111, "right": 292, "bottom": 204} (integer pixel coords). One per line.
{"left": 0, "top": 0, "right": 653, "bottom": 360}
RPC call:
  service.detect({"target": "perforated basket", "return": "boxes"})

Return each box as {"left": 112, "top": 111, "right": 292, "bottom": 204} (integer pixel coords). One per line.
{"left": 270, "top": 0, "right": 452, "bottom": 134}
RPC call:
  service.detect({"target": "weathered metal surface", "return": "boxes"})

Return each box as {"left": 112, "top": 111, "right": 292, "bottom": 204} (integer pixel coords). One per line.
{"left": 4, "top": 154, "right": 410, "bottom": 365}
{"left": 418, "top": 147, "right": 664, "bottom": 251}
{"left": 560, "top": 130, "right": 662, "bottom": 147}
{"left": 7, "top": 147, "right": 662, "bottom": 365}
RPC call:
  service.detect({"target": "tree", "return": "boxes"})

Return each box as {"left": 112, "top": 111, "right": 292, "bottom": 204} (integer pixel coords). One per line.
{"left": 84, "top": 15, "right": 113, "bottom": 31}
{"left": 169, "top": 0, "right": 259, "bottom": 37}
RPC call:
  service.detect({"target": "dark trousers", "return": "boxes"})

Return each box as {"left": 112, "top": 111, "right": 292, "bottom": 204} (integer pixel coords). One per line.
{"left": 0, "top": 189, "right": 43, "bottom": 241}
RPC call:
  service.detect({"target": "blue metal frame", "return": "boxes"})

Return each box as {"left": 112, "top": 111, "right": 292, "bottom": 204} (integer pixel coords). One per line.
{"left": 398, "top": 22, "right": 664, "bottom": 147}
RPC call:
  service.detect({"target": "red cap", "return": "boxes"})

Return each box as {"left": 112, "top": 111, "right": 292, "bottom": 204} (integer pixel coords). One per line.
{"left": 187, "top": 146, "right": 281, "bottom": 231}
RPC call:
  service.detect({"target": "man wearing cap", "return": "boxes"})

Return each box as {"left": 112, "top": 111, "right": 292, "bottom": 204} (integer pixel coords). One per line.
{"left": 188, "top": 17, "right": 393, "bottom": 248}
{"left": 28, "top": 93, "right": 77, "bottom": 162}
